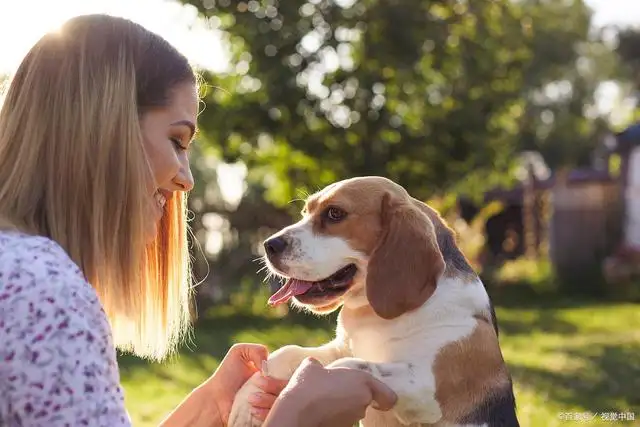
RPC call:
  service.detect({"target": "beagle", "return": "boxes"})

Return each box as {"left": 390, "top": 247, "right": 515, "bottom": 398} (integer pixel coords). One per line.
{"left": 229, "top": 176, "right": 519, "bottom": 427}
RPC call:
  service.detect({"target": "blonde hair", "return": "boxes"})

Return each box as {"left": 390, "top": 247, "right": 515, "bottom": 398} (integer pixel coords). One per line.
{"left": 0, "top": 14, "right": 196, "bottom": 360}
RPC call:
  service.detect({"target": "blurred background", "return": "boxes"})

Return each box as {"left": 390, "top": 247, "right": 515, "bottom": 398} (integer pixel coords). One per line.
{"left": 2, "top": 0, "right": 640, "bottom": 425}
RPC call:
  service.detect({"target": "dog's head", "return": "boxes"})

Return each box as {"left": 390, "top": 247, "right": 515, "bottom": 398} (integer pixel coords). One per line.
{"left": 263, "top": 176, "right": 463, "bottom": 319}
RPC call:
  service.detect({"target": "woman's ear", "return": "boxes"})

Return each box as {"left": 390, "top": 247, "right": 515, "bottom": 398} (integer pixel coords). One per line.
{"left": 366, "top": 192, "right": 445, "bottom": 319}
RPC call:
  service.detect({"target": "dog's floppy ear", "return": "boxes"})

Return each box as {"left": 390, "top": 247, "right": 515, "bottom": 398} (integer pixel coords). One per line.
{"left": 366, "top": 192, "right": 445, "bottom": 319}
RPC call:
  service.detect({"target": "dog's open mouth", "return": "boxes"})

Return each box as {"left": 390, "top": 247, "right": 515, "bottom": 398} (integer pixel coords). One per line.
{"left": 268, "top": 264, "right": 358, "bottom": 306}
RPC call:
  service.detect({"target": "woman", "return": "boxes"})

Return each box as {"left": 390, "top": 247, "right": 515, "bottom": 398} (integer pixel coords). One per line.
{"left": 0, "top": 14, "right": 396, "bottom": 427}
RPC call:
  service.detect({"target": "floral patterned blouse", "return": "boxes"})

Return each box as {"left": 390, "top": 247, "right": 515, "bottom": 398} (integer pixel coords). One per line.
{"left": 0, "top": 230, "right": 131, "bottom": 426}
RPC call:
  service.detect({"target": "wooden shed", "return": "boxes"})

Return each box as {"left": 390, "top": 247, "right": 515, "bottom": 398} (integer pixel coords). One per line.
{"left": 457, "top": 157, "right": 622, "bottom": 293}
{"left": 548, "top": 169, "right": 622, "bottom": 290}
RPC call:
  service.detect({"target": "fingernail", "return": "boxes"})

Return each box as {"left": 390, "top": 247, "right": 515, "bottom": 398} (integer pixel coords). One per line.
{"left": 261, "top": 360, "right": 269, "bottom": 376}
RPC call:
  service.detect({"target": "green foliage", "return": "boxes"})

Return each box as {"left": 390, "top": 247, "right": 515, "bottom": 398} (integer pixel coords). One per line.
{"left": 177, "top": 0, "right": 628, "bottom": 302}
{"left": 184, "top": 0, "right": 604, "bottom": 205}
{"left": 221, "top": 279, "right": 281, "bottom": 318}
{"left": 491, "top": 257, "right": 557, "bottom": 293}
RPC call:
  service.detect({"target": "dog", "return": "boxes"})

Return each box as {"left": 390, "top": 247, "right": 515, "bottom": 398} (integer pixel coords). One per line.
{"left": 228, "top": 176, "right": 519, "bottom": 427}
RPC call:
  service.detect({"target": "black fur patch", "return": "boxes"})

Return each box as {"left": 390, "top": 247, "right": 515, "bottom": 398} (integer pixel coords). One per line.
{"left": 459, "top": 381, "right": 520, "bottom": 426}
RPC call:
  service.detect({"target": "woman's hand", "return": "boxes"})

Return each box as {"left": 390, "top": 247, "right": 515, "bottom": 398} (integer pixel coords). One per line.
{"left": 264, "top": 358, "right": 397, "bottom": 427}
{"left": 205, "top": 343, "right": 285, "bottom": 425}
{"left": 244, "top": 373, "right": 288, "bottom": 421}
{"left": 161, "top": 343, "right": 286, "bottom": 427}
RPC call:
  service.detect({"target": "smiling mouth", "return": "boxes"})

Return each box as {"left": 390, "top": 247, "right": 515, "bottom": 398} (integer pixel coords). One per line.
{"left": 268, "top": 264, "right": 358, "bottom": 306}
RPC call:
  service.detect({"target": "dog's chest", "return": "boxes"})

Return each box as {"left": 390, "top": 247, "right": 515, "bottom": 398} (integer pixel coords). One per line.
{"left": 346, "top": 324, "right": 393, "bottom": 361}
{"left": 341, "top": 314, "right": 398, "bottom": 361}
{"left": 338, "top": 314, "right": 428, "bottom": 363}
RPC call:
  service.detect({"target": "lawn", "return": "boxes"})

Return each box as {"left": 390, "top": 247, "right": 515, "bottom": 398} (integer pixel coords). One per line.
{"left": 119, "top": 291, "right": 640, "bottom": 426}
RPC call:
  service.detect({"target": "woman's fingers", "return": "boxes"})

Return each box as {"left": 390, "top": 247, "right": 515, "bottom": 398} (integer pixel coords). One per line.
{"left": 251, "top": 407, "right": 270, "bottom": 421}
{"left": 228, "top": 343, "right": 269, "bottom": 372}
{"left": 242, "top": 344, "right": 270, "bottom": 370}
{"left": 247, "top": 344, "right": 269, "bottom": 369}
{"left": 255, "top": 375, "right": 289, "bottom": 395}
{"left": 248, "top": 392, "right": 278, "bottom": 409}
{"left": 366, "top": 376, "right": 397, "bottom": 411}
{"left": 249, "top": 390, "right": 280, "bottom": 421}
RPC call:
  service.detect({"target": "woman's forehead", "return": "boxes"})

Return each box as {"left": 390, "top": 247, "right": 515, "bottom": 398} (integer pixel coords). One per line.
{"left": 167, "top": 82, "right": 199, "bottom": 121}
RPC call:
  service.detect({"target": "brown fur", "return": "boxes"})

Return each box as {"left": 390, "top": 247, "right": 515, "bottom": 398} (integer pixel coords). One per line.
{"left": 433, "top": 319, "right": 513, "bottom": 423}
{"left": 307, "top": 179, "right": 390, "bottom": 254}
{"left": 303, "top": 177, "right": 477, "bottom": 319}
{"left": 366, "top": 192, "right": 445, "bottom": 319}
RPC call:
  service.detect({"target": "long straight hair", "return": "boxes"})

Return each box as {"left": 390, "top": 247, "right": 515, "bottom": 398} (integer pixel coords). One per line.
{"left": 0, "top": 14, "right": 196, "bottom": 360}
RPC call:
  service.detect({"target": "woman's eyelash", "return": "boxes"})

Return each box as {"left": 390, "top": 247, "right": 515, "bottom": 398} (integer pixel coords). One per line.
{"left": 171, "top": 138, "right": 187, "bottom": 151}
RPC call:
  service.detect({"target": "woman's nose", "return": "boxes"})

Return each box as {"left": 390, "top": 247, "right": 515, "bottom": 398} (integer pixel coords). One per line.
{"left": 173, "top": 163, "right": 194, "bottom": 192}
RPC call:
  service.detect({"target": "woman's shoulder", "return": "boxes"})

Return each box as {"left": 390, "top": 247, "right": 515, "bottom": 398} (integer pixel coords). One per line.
{"left": 0, "top": 230, "right": 85, "bottom": 281}
{"left": 0, "top": 231, "right": 130, "bottom": 426}
{"left": 0, "top": 229, "right": 106, "bottom": 329}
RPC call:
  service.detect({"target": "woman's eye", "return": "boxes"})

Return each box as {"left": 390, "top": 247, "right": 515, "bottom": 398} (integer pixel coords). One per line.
{"left": 171, "top": 138, "right": 187, "bottom": 151}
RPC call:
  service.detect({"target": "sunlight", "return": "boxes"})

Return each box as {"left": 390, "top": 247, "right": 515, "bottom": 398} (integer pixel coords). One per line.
{"left": 0, "top": 0, "right": 229, "bottom": 75}
{"left": 0, "top": 0, "right": 240, "bottom": 206}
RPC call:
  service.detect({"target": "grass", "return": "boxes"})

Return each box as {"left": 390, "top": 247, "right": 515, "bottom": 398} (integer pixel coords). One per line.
{"left": 119, "top": 289, "right": 640, "bottom": 426}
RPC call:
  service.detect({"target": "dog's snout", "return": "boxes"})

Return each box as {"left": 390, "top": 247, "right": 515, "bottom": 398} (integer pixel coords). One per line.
{"left": 264, "top": 236, "right": 288, "bottom": 256}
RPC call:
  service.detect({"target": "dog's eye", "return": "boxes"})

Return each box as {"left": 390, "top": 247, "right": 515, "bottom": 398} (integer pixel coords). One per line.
{"left": 325, "top": 206, "right": 347, "bottom": 222}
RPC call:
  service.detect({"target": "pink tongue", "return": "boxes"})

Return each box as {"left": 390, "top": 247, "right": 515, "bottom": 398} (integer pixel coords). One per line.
{"left": 268, "top": 279, "right": 314, "bottom": 306}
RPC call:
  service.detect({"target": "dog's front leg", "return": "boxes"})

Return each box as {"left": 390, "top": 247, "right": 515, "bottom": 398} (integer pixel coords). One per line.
{"left": 228, "top": 341, "right": 347, "bottom": 427}
{"left": 263, "top": 341, "right": 347, "bottom": 379}
{"left": 327, "top": 357, "right": 442, "bottom": 426}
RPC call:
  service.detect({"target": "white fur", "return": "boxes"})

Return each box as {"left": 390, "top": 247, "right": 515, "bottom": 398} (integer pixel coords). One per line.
{"left": 266, "top": 217, "right": 365, "bottom": 280}
{"left": 338, "top": 277, "right": 492, "bottom": 426}
{"left": 228, "top": 372, "right": 263, "bottom": 427}
{"left": 228, "top": 274, "right": 493, "bottom": 427}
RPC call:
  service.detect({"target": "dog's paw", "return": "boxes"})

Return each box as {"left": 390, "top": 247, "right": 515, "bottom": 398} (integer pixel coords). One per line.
{"left": 228, "top": 345, "right": 324, "bottom": 427}
{"left": 264, "top": 345, "right": 310, "bottom": 379}
{"left": 228, "top": 372, "right": 264, "bottom": 427}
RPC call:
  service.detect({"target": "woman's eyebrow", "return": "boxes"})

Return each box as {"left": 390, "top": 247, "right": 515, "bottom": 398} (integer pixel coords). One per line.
{"left": 171, "top": 120, "right": 197, "bottom": 139}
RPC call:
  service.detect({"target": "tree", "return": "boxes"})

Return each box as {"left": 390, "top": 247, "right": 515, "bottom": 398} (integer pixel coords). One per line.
{"left": 616, "top": 28, "right": 640, "bottom": 92}
{"left": 179, "top": 0, "right": 617, "bottom": 299}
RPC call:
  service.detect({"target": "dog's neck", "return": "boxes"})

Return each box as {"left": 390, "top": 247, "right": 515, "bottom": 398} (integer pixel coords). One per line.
{"left": 337, "top": 276, "right": 493, "bottom": 361}
{"left": 342, "top": 273, "right": 488, "bottom": 321}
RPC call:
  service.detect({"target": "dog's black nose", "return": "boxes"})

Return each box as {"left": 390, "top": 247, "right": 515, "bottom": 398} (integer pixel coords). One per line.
{"left": 264, "top": 236, "right": 288, "bottom": 256}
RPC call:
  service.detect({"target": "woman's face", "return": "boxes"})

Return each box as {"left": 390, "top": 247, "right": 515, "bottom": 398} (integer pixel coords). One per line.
{"left": 139, "top": 81, "right": 198, "bottom": 237}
